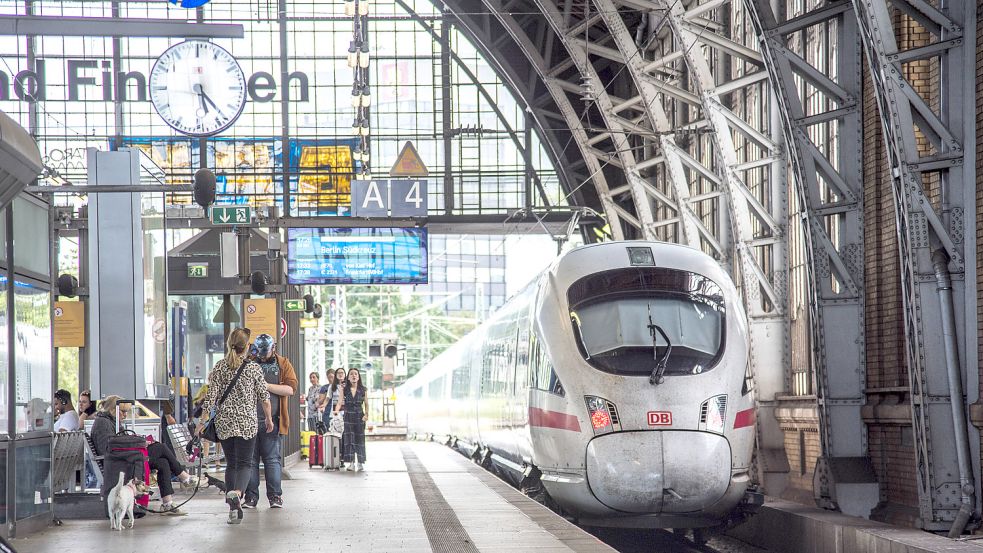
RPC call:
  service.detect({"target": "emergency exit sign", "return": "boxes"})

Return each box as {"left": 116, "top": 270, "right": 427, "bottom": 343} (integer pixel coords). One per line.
{"left": 211, "top": 206, "right": 251, "bottom": 225}
{"left": 284, "top": 299, "right": 306, "bottom": 312}
{"left": 188, "top": 264, "right": 208, "bottom": 278}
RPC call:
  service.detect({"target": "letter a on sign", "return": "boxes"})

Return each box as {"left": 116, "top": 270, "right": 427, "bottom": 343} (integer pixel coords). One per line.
{"left": 362, "top": 181, "right": 386, "bottom": 210}
{"left": 389, "top": 141, "right": 429, "bottom": 177}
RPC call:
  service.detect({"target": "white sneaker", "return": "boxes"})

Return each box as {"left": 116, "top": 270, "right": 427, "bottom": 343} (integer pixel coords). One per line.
{"left": 342, "top": 464, "right": 350, "bottom": 472}
{"left": 355, "top": 462, "right": 363, "bottom": 472}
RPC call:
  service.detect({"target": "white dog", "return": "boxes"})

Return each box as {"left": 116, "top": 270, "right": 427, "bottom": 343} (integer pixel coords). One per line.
{"left": 108, "top": 471, "right": 148, "bottom": 531}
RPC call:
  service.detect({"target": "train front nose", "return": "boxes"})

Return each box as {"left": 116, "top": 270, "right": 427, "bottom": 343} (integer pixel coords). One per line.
{"left": 585, "top": 431, "right": 732, "bottom": 514}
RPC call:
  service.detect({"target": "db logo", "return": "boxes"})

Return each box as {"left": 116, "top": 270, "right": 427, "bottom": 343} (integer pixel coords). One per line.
{"left": 648, "top": 411, "right": 673, "bottom": 426}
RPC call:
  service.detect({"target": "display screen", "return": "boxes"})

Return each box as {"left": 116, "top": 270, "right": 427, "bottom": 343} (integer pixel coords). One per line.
{"left": 287, "top": 228, "right": 428, "bottom": 285}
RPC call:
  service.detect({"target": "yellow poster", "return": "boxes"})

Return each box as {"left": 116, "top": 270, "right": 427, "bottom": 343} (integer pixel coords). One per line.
{"left": 53, "top": 301, "right": 85, "bottom": 347}
{"left": 243, "top": 298, "right": 277, "bottom": 338}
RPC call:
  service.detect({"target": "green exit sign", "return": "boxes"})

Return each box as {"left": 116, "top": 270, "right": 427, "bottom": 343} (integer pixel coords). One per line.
{"left": 211, "top": 206, "right": 252, "bottom": 225}
{"left": 188, "top": 264, "right": 208, "bottom": 278}
{"left": 284, "top": 299, "right": 306, "bottom": 312}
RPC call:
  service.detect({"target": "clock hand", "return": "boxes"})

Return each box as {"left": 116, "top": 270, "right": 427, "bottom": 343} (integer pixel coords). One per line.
{"left": 192, "top": 83, "right": 209, "bottom": 116}
{"left": 199, "top": 88, "right": 222, "bottom": 114}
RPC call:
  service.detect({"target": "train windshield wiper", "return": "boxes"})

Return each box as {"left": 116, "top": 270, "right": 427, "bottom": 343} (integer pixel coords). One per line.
{"left": 647, "top": 308, "right": 672, "bottom": 385}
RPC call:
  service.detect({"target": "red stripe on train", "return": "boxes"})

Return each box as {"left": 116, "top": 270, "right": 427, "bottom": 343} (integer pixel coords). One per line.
{"left": 733, "top": 408, "right": 755, "bottom": 429}
{"left": 529, "top": 407, "right": 581, "bottom": 432}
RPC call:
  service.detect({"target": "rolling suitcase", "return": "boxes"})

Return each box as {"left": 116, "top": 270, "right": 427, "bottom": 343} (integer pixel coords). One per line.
{"left": 323, "top": 432, "right": 341, "bottom": 470}
{"left": 309, "top": 434, "right": 325, "bottom": 468}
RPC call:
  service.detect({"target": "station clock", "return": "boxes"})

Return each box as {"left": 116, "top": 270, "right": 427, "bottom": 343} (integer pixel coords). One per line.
{"left": 149, "top": 40, "right": 247, "bottom": 137}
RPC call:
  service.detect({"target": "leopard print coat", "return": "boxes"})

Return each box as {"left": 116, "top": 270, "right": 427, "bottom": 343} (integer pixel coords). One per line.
{"left": 203, "top": 359, "right": 270, "bottom": 441}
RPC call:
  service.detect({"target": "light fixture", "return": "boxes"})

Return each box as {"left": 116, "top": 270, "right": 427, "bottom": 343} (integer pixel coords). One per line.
{"left": 346, "top": 41, "right": 360, "bottom": 68}
{"left": 350, "top": 84, "right": 361, "bottom": 107}
{"left": 358, "top": 0, "right": 370, "bottom": 15}
{"left": 359, "top": 83, "right": 371, "bottom": 107}
{"left": 344, "top": 0, "right": 356, "bottom": 16}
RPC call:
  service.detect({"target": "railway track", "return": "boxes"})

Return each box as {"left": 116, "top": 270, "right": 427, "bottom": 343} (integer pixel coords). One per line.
{"left": 586, "top": 526, "right": 768, "bottom": 553}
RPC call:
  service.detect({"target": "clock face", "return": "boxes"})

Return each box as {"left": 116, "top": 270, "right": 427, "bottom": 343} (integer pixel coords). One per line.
{"left": 149, "top": 41, "right": 247, "bottom": 137}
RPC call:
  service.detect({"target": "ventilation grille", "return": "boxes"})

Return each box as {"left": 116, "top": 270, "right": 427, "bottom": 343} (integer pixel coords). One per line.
{"left": 606, "top": 401, "right": 620, "bottom": 425}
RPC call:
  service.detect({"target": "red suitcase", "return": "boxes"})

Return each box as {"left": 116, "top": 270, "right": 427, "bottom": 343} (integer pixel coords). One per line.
{"left": 309, "top": 434, "right": 325, "bottom": 468}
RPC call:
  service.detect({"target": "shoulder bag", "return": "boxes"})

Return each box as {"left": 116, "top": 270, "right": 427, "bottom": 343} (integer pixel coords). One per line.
{"left": 200, "top": 360, "right": 248, "bottom": 443}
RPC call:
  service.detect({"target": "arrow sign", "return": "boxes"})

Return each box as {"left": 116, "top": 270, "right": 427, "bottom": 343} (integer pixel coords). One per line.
{"left": 211, "top": 206, "right": 252, "bottom": 226}
{"left": 284, "top": 299, "right": 306, "bottom": 312}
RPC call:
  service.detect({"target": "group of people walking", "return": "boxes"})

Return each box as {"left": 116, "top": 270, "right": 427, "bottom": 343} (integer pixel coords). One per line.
{"left": 199, "top": 328, "right": 300, "bottom": 524}
{"left": 303, "top": 366, "right": 369, "bottom": 472}
{"left": 50, "top": 326, "right": 366, "bottom": 526}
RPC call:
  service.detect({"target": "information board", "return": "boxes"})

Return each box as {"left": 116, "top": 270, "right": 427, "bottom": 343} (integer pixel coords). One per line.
{"left": 287, "top": 228, "right": 428, "bottom": 285}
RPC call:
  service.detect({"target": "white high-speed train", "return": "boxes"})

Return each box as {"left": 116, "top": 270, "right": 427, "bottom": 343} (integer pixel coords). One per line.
{"left": 398, "top": 241, "right": 761, "bottom": 530}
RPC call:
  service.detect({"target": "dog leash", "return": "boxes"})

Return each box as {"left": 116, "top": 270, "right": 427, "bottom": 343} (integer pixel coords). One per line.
{"left": 137, "top": 446, "right": 205, "bottom": 514}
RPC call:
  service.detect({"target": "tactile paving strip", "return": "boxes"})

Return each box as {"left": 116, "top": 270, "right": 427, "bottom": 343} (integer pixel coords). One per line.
{"left": 401, "top": 446, "right": 481, "bottom": 553}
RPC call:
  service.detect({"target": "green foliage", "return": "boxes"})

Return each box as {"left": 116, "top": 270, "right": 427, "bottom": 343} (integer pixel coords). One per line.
{"left": 314, "top": 285, "right": 476, "bottom": 383}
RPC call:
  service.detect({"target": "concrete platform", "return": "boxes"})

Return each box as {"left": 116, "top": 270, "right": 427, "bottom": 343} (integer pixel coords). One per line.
{"left": 12, "top": 441, "right": 613, "bottom": 553}
{"left": 730, "top": 498, "right": 983, "bottom": 553}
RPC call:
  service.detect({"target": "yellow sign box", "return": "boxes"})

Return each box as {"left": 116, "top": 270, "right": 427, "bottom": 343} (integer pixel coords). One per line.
{"left": 53, "top": 301, "right": 85, "bottom": 347}
{"left": 244, "top": 298, "right": 277, "bottom": 338}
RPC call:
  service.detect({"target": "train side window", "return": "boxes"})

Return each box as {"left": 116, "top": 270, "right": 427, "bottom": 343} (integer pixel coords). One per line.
{"left": 413, "top": 387, "right": 422, "bottom": 399}
{"left": 528, "top": 335, "right": 540, "bottom": 389}
{"left": 548, "top": 366, "right": 565, "bottom": 397}
{"left": 742, "top": 361, "right": 754, "bottom": 396}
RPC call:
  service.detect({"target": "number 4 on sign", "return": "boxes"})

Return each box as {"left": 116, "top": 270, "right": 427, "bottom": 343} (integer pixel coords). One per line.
{"left": 390, "top": 180, "right": 427, "bottom": 217}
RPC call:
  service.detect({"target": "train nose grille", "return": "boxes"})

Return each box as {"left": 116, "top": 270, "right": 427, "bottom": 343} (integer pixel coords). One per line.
{"left": 585, "top": 431, "right": 732, "bottom": 514}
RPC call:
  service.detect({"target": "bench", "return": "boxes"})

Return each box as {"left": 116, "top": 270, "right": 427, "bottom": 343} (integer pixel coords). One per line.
{"left": 166, "top": 424, "right": 224, "bottom": 470}
{"left": 51, "top": 431, "right": 86, "bottom": 493}
{"left": 82, "top": 432, "right": 104, "bottom": 490}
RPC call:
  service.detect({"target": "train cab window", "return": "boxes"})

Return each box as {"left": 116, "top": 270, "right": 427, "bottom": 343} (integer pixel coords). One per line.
{"left": 413, "top": 387, "right": 423, "bottom": 399}
{"left": 568, "top": 267, "right": 726, "bottom": 377}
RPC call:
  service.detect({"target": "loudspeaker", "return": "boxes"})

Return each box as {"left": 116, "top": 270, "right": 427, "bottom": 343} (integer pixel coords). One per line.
{"left": 57, "top": 274, "right": 79, "bottom": 297}
{"left": 303, "top": 294, "right": 315, "bottom": 313}
{"left": 193, "top": 168, "right": 217, "bottom": 208}
{"left": 312, "top": 304, "right": 323, "bottom": 319}
{"left": 250, "top": 271, "right": 267, "bottom": 295}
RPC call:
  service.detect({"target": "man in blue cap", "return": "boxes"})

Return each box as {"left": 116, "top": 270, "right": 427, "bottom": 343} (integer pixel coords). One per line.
{"left": 243, "top": 333, "right": 298, "bottom": 509}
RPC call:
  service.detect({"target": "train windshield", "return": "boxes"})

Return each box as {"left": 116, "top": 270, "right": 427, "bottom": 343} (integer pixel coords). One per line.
{"left": 568, "top": 267, "right": 725, "bottom": 377}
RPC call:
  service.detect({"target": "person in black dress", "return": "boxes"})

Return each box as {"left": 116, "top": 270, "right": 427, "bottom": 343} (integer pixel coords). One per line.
{"left": 333, "top": 367, "right": 367, "bottom": 471}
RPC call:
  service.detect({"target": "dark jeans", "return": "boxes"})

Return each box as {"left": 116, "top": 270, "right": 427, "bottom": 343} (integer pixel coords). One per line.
{"left": 246, "top": 424, "right": 282, "bottom": 501}
{"left": 220, "top": 435, "right": 257, "bottom": 497}
{"left": 147, "top": 441, "right": 184, "bottom": 498}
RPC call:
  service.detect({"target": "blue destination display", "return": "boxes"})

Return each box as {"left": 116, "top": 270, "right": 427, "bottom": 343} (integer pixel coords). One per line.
{"left": 287, "top": 228, "right": 428, "bottom": 285}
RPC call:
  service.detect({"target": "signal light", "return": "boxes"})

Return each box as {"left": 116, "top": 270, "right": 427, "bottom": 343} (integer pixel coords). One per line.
{"left": 584, "top": 395, "right": 618, "bottom": 435}
{"left": 590, "top": 410, "right": 611, "bottom": 430}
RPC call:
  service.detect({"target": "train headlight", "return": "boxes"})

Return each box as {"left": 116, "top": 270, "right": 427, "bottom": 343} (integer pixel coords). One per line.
{"left": 585, "top": 396, "right": 620, "bottom": 435}
{"left": 699, "top": 394, "right": 728, "bottom": 434}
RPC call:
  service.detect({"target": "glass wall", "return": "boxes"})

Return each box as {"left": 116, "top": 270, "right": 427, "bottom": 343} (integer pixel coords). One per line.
{"left": 0, "top": 0, "right": 565, "bottom": 216}
{"left": 13, "top": 280, "right": 52, "bottom": 434}
{"left": 13, "top": 440, "right": 51, "bottom": 521}
{"left": 2, "top": 192, "right": 54, "bottom": 535}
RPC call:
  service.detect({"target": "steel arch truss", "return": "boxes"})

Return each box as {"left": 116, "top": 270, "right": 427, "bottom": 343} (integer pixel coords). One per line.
{"left": 851, "top": 0, "right": 977, "bottom": 529}
{"left": 743, "top": 0, "right": 875, "bottom": 513}
{"left": 444, "top": 0, "right": 792, "bottom": 489}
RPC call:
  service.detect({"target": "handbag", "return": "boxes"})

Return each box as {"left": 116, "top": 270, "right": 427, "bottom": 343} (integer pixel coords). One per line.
{"left": 200, "top": 360, "right": 248, "bottom": 443}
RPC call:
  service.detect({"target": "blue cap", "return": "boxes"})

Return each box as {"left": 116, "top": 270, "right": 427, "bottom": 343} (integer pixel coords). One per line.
{"left": 254, "top": 334, "right": 275, "bottom": 356}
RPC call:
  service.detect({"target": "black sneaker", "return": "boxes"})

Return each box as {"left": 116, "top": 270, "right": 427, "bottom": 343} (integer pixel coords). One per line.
{"left": 242, "top": 497, "right": 258, "bottom": 509}
{"left": 269, "top": 496, "right": 283, "bottom": 509}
